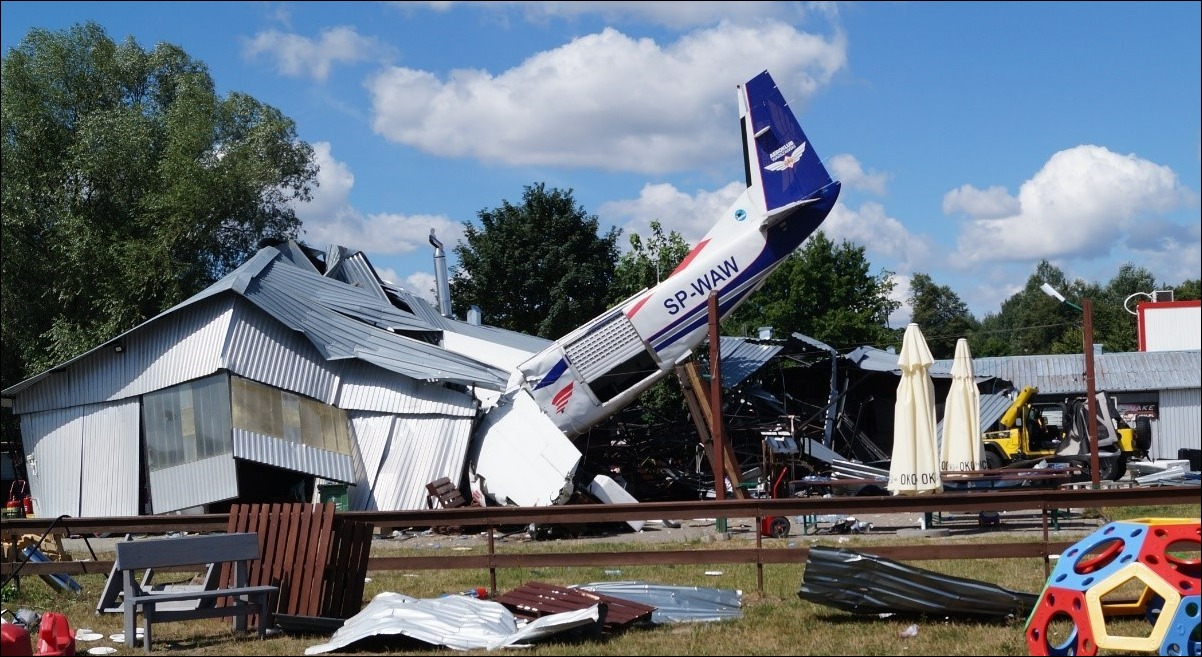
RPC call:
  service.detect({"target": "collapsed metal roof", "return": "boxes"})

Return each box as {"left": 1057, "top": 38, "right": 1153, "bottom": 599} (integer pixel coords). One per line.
{"left": 717, "top": 336, "right": 784, "bottom": 388}
{"left": 3, "top": 243, "right": 512, "bottom": 398}
{"left": 844, "top": 344, "right": 1200, "bottom": 394}
{"left": 572, "top": 581, "right": 743, "bottom": 624}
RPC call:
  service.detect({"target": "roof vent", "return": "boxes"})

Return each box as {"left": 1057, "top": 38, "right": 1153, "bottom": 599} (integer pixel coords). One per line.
{"left": 1152, "top": 289, "right": 1175, "bottom": 302}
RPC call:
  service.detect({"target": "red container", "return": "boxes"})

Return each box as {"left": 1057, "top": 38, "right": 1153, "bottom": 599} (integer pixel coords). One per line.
{"left": 1, "top": 622, "right": 33, "bottom": 656}
{"left": 6, "top": 481, "right": 27, "bottom": 519}
{"left": 35, "top": 612, "right": 75, "bottom": 656}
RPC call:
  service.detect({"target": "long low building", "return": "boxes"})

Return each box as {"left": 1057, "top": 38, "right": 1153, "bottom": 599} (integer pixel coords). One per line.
{"left": 926, "top": 349, "right": 1201, "bottom": 463}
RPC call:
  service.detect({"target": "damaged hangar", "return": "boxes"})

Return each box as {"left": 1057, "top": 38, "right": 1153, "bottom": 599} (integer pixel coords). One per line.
{"left": 1, "top": 240, "right": 556, "bottom": 518}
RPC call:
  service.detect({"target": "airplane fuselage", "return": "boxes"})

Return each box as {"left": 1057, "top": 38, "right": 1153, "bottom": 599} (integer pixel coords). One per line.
{"left": 508, "top": 70, "right": 841, "bottom": 437}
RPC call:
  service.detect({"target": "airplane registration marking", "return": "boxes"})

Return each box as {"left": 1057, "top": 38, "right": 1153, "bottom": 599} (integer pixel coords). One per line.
{"left": 663, "top": 257, "right": 740, "bottom": 315}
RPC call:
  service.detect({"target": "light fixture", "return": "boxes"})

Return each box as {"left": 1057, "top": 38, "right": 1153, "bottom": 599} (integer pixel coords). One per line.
{"left": 114, "top": 344, "right": 124, "bottom": 353}
{"left": 1123, "top": 291, "right": 1154, "bottom": 316}
{"left": 1041, "top": 283, "right": 1082, "bottom": 311}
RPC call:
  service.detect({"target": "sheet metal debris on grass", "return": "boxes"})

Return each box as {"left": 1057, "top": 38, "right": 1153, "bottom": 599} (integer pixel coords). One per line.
{"left": 303, "top": 592, "right": 601, "bottom": 654}
{"left": 797, "top": 546, "right": 1037, "bottom": 620}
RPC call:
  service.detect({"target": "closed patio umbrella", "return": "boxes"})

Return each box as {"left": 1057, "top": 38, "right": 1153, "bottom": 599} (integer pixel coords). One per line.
{"left": 940, "top": 338, "right": 982, "bottom": 471}
{"left": 887, "top": 323, "right": 942, "bottom": 495}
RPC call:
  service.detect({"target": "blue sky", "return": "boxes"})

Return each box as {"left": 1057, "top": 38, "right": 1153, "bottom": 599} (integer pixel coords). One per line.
{"left": 3, "top": 1, "right": 1199, "bottom": 330}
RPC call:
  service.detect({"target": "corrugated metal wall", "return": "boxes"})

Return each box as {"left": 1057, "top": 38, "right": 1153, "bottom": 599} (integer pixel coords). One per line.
{"left": 1156, "top": 388, "right": 1202, "bottom": 461}
{"left": 21, "top": 407, "right": 83, "bottom": 518}
{"left": 336, "top": 360, "right": 478, "bottom": 416}
{"left": 79, "top": 401, "right": 140, "bottom": 517}
{"left": 366, "top": 415, "right": 474, "bottom": 511}
{"left": 148, "top": 454, "right": 239, "bottom": 513}
{"left": 12, "top": 298, "right": 232, "bottom": 415}
{"left": 347, "top": 413, "right": 395, "bottom": 510}
{"left": 20, "top": 400, "right": 139, "bottom": 518}
{"left": 225, "top": 300, "right": 341, "bottom": 404}
{"left": 232, "top": 429, "right": 354, "bottom": 483}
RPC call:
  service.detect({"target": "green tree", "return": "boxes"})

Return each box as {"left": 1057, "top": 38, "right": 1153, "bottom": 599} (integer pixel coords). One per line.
{"left": 609, "top": 220, "right": 691, "bottom": 303}
{"left": 450, "top": 183, "right": 620, "bottom": 338}
{"left": 1094, "top": 263, "right": 1159, "bottom": 353}
{"left": 726, "top": 231, "right": 899, "bottom": 349}
{"left": 907, "top": 273, "right": 979, "bottom": 359}
{"left": 1, "top": 22, "right": 317, "bottom": 386}
{"left": 607, "top": 221, "right": 693, "bottom": 425}
{"left": 1176, "top": 279, "right": 1201, "bottom": 300}
{"left": 974, "top": 261, "right": 1079, "bottom": 357}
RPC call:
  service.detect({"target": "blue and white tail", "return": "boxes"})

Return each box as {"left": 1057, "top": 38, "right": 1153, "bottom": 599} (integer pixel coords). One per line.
{"left": 741, "top": 70, "right": 840, "bottom": 220}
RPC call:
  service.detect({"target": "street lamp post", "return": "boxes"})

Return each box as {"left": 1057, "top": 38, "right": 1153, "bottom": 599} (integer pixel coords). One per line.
{"left": 1041, "top": 284, "right": 1102, "bottom": 486}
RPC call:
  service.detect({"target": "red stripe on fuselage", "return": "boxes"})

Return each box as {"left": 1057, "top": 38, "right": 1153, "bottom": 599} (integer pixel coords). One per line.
{"left": 625, "top": 238, "right": 712, "bottom": 320}
{"left": 669, "top": 239, "right": 710, "bottom": 276}
{"left": 626, "top": 293, "right": 652, "bottom": 319}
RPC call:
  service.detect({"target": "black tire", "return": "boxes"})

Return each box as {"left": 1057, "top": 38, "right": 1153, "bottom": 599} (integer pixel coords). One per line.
{"left": 1077, "top": 454, "right": 1128, "bottom": 483}
{"left": 984, "top": 450, "right": 1004, "bottom": 471}
{"left": 767, "top": 516, "right": 790, "bottom": 538}
{"left": 1134, "top": 417, "right": 1153, "bottom": 452}
{"left": 1102, "top": 453, "right": 1128, "bottom": 482}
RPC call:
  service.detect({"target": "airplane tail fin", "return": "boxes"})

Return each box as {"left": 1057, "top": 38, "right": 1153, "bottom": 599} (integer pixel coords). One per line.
{"left": 740, "top": 71, "right": 838, "bottom": 217}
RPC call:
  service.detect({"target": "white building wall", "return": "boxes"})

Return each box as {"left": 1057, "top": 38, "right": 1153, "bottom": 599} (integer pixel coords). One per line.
{"left": 17, "top": 399, "right": 140, "bottom": 518}
{"left": 1156, "top": 388, "right": 1202, "bottom": 461}
{"left": 148, "top": 454, "right": 239, "bottom": 514}
{"left": 79, "top": 401, "right": 141, "bottom": 517}
{"left": 21, "top": 407, "right": 83, "bottom": 518}
{"left": 346, "top": 413, "right": 395, "bottom": 511}
{"left": 370, "top": 415, "right": 474, "bottom": 511}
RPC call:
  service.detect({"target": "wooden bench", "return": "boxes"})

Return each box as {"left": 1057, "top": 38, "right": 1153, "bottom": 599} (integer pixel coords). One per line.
{"left": 114, "top": 532, "right": 279, "bottom": 651}
{"left": 426, "top": 477, "right": 470, "bottom": 535}
{"left": 426, "top": 477, "right": 467, "bottom": 510}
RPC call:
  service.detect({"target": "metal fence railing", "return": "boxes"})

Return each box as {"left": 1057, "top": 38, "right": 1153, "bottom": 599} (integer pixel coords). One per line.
{"left": 3, "top": 486, "right": 1197, "bottom": 596}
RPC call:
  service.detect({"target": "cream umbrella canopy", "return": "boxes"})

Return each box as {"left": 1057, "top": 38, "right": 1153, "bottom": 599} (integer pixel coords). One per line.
{"left": 940, "top": 338, "right": 983, "bottom": 471}
{"left": 887, "top": 323, "right": 943, "bottom": 495}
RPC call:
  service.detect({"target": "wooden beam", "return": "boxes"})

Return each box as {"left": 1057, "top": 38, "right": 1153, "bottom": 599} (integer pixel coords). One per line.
{"left": 675, "top": 361, "right": 747, "bottom": 499}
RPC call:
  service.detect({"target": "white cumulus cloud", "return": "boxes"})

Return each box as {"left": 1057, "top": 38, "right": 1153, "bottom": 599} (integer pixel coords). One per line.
{"left": 365, "top": 22, "right": 846, "bottom": 174}
{"left": 243, "top": 26, "right": 395, "bottom": 81}
{"left": 942, "top": 184, "right": 1020, "bottom": 218}
{"left": 829, "top": 153, "right": 889, "bottom": 196}
{"left": 953, "top": 145, "right": 1194, "bottom": 265}
{"left": 293, "top": 142, "right": 463, "bottom": 257}
{"left": 599, "top": 181, "right": 745, "bottom": 248}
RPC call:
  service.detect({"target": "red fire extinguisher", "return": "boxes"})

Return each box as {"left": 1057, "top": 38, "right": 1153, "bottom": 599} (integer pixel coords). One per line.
{"left": 6, "top": 480, "right": 28, "bottom": 518}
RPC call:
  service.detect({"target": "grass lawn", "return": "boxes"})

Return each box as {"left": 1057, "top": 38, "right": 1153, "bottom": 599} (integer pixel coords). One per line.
{"left": 2, "top": 503, "right": 1196, "bottom": 655}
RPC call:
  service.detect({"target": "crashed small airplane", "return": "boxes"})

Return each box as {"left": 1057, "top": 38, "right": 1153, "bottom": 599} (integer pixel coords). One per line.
{"left": 467, "top": 69, "right": 841, "bottom": 508}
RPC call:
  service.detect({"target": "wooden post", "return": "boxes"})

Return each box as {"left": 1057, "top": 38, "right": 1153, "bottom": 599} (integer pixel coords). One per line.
{"left": 709, "top": 292, "right": 725, "bottom": 503}
{"left": 1083, "top": 298, "right": 1101, "bottom": 487}
{"left": 708, "top": 292, "right": 727, "bottom": 532}
{"left": 675, "top": 363, "right": 746, "bottom": 500}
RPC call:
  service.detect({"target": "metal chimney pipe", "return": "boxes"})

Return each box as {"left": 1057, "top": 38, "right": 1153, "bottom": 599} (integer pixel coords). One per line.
{"left": 429, "top": 229, "right": 453, "bottom": 318}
